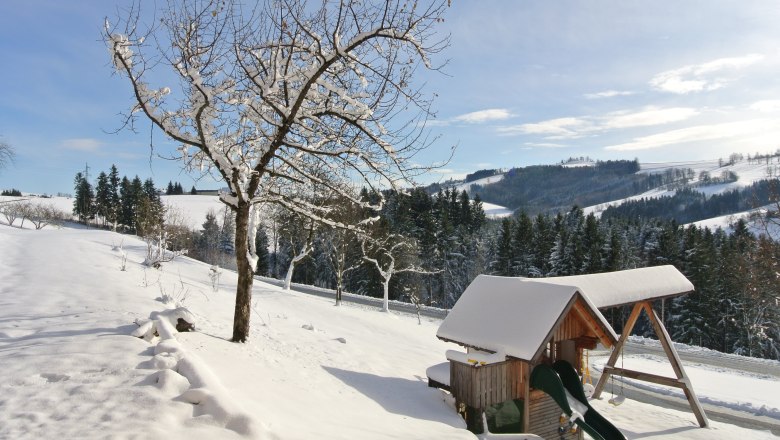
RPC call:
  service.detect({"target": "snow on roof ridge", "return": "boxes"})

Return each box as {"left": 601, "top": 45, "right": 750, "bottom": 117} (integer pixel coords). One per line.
{"left": 437, "top": 266, "right": 692, "bottom": 361}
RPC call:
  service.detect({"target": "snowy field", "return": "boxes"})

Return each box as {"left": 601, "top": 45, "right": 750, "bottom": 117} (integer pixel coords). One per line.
{"left": 0, "top": 222, "right": 778, "bottom": 439}
{"left": 593, "top": 354, "right": 780, "bottom": 421}
{"left": 0, "top": 194, "right": 226, "bottom": 229}
{"left": 481, "top": 201, "right": 513, "bottom": 218}
{"left": 583, "top": 159, "right": 778, "bottom": 218}
{"left": 453, "top": 173, "right": 505, "bottom": 194}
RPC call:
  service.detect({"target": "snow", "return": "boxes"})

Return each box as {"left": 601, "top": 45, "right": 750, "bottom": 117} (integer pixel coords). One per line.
{"left": 592, "top": 353, "right": 780, "bottom": 422}
{"left": 481, "top": 201, "right": 513, "bottom": 219}
{"left": 536, "top": 265, "right": 694, "bottom": 309}
{"left": 0, "top": 194, "right": 226, "bottom": 230}
{"left": 161, "top": 194, "right": 227, "bottom": 228}
{"left": 438, "top": 267, "right": 692, "bottom": 361}
{"left": 584, "top": 158, "right": 779, "bottom": 218}
{"left": 436, "top": 276, "right": 613, "bottom": 361}
{"left": 0, "top": 223, "right": 777, "bottom": 439}
{"left": 453, "top": 173, "right": 506, "bottom": 194}
{"left": 426, "top": 362, "right": 450, "bottom": 386}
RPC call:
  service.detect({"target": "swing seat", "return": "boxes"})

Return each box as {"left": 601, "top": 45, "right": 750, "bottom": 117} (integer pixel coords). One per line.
{"left": 608, "top": 395, "right": 625, "bottom": 406}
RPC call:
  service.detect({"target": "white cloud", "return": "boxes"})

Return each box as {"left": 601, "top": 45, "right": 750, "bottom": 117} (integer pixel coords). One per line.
{"left": 524, "top": 142, "right": 568, "bottom": 149}
{"left": 602, "top": 107, "right": 699, "bottom": 129}
{"left": 424, "top": 119, "right": 451, "bottom": 127}
{"left": 749, "top": 100, "right": 780, "bottom": 113}
{"left": 498, "top": 106, "right": 698, "bottom": 139}
{"left": 650, "top": 54, "right": 764, "bottom": 94}
{"left": 584, "top": 90, "right": 635, "bottom": 99}
{"left": 452, "top": 108, "right": 513, "bottom": 124}
{"left": 61, "top": 138, "right": 102, "bottom": 152}
{"left": 604, "top": 118, "right": 776, "bottom": 151}
{"left": 498, "top": 117, "right": 590, "bottom": 139}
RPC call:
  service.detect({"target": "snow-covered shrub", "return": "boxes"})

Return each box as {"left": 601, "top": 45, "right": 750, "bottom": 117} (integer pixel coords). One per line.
{"left": 208, "top": 265, "right": 222, "bottom": 292}
{"left": 28, "top": 203, "right": 67, "bottom": 229}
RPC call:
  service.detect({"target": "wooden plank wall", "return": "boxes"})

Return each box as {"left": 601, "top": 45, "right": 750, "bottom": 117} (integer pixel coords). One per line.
{"left": 554, "top": 309, "right": 588, "bottom": 341}
{"left": 527, "top": 391, "right": 582, "bottom": 440}
{"left": 450, "top": 359, "right": 526, "bottom": 410}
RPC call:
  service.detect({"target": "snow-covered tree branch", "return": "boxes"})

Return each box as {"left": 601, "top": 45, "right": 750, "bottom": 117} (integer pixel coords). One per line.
{"left": 361, "top": 233, "right": 437, "bottom": 312}
{"left": 105, "top": 0, "right": 449, "bottom": 342}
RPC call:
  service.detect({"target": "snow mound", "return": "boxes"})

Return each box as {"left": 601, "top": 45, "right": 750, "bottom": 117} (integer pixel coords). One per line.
{"left": 136, "top": 307, "right": 266, "bottom": 438}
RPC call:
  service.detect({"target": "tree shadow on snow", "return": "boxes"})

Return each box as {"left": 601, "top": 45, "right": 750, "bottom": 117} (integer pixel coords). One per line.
{"left": 627, "top": 425, "right": 699, "bottom": 438}
{"left": 0, "top": 323, "right": 139, "bottom": 352}
{"left": 322, "top": 366, "right": 459, "bottom": 424}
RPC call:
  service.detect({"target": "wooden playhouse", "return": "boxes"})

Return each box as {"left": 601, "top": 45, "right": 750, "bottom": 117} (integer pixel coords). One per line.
{"left": 428, "top": 265, "right": 708, "bottom": 439}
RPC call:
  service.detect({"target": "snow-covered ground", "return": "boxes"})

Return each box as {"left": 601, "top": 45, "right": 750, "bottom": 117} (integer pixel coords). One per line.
{"left": 0, "top": 194, "right": 226, "bottom": 229}
{"left": 593, "top": 354, "right": 780, "bottom": 422}
{"left": 583, "top": 159, "right": 778, "bottom": 218}
{"left": 481, "top": 201, "right": 513, "bottom": 218}
{"left": 1, "top": 222, "right": 777, "bottom": 438}
{"left": 453, "top": 173, "right": 505, "bottom": 194}
{"left": 161, "top": 194, "right": 225, "bottom": 228}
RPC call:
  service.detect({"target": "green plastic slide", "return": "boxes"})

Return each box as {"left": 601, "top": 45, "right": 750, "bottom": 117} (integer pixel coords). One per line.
{"left": 530, "top": 361, "right": 626, "bottom": 440}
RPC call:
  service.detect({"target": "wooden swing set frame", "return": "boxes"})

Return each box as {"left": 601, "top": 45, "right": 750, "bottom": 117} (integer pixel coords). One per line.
{"left": 592, "top": 300, "right": 709, "bottom": 428}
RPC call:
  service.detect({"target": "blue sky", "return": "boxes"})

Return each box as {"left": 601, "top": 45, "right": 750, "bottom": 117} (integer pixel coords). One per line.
{"left": 2, "top": 1, "right": 780, "bottom": 194}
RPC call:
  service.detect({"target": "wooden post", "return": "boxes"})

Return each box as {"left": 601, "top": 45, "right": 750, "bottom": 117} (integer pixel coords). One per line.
{"left": 592, "top": 302, "right": 643, "bottom": 399}
{"left": 522, "top": 363, "right": 531, "bottom": 432}
{"left": 643, "top": 301, "right": 709, "bottom": 427}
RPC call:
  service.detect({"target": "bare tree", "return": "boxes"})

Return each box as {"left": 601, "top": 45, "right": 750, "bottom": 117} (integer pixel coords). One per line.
{"left": 106, "top": 0, "right": 448, "bottom": 342}
{"left": 749, "top": 174, "right": 780, "bottom": 240}
{"left": 280, "top": 213, "right": 317, "bottom": 290}
{"left": 0, "top": 200, "right": 21, "bottom": 226}
{"left": 361, "top": 233, "right": 434, "bottom": 312}
{"left": 322, "top": 199, "right": 363, "bottom": 305}
{"left": 0, "top": 139, "right": 14, "bottom": 172}
{"left": 28, "top": 203, "right": 68, "bottom": 230}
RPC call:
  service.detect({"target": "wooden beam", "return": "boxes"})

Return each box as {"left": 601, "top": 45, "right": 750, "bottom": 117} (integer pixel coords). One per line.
{"left": 572, "top": 297, "right": 613, "bottom": 348}
{"left": 603, "top": 366, "right": 685, "bottom": 388}
{"left": 522, "top": 363, "right": 531, "bottom": 432}
{"left": 593, "top": 302, "right": 643, "bottom": 399}
{"left": 643, "top": 301, "right": 709, "bottom": 428}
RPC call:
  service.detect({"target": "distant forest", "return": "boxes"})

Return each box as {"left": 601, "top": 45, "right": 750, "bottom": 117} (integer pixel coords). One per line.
{"left": 468, "top": 160, "right": 657, "bottom": 214}
{"left": 602, "top": 179, "right": 780, "bottom": 224}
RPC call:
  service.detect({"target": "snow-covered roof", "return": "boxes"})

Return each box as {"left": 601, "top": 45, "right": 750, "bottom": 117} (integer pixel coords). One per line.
{"left": 532, "top": 265, "right": 694, "bottom": 308}
{"left": 437, "top": 277, "right": 617, "bottom": 362}
{"left": 437, "top": 266, "right": 693, "bottom": 361}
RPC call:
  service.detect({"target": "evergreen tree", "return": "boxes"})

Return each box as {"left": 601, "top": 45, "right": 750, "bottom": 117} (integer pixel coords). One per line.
{"left": 94, "top": 171, "right": 111, "bottom": 226}
{"left": 219, "top": 208, "right": 236, "bottom": 255}
{"left": 494, "top": 218, "right": 513, "bottom": 276}
{"left": 511, "top": 212, "right": 533, "bottom": 276}
{"left": 166, "top": 181, "right": 174, "bottom": 195}
{"left": 118, "top": 176, "right": 134, "bottom": 231}
{"left": 190, "top": 186, "right": 197, "bottom": 195}
{"left": 531, "top": 213, "right": 554, "bottom": 276}
{"left": 107, "top": 165, "right": 121, "bottom": 229}
{"left": 197, "top": 209, "right": 222, "bottom": 265}
{"left": 73, "top": 171, "right": 95, "bottom": 224}
{"left": 254, "top": 227, "right": 271, "bottom": 276}
{"left": 581, "top": 213, "right": 603, "bottom": 273}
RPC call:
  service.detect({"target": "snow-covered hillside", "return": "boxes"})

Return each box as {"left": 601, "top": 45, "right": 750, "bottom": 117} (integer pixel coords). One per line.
{"left": 584, "top": 159, "right": 778, "bottom": 221}
{"left": 447, "top": 175, "right": 514, "bottom": 218}
{"left": 0, "top": 194, "right": 226, "bottom": 230}
{"left": 453, "top": 174, "right": 505, "bottom": 194}
{"left": 1, "top": 222, "right": 778, "bottom": 439}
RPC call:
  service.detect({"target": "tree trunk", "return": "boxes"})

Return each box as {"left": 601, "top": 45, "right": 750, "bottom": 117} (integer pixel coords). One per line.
{"left": 335, "top": 272, "right": 342, "bottom": 306}
{"left": 382, "top": 279, "right": 390, "bottom": 312}
{"left": 284, "top": 261, "right": 295, "bottom": 290}
{"left": 232, "top": 202, "right": 253, "bottom": 343}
